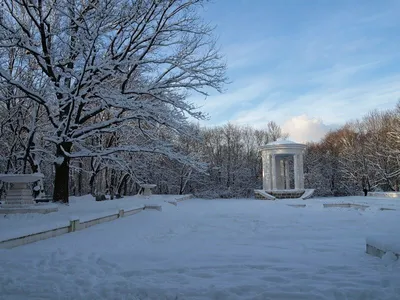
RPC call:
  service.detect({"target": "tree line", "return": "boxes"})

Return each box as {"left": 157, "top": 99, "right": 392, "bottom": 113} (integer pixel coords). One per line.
{"left": 304, "top": 103, "right": 400, "bottom": 196}
{"left": 2, "top": 91, "right": 399, "bottom": 200}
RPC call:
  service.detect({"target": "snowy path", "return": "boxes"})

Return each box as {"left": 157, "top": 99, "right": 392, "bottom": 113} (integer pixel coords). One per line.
{"left": 0, "top": 198, "right": 399, "bottom": 299}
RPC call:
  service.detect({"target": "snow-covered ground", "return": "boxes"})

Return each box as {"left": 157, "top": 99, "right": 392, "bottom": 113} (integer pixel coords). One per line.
{"left": 0, "top": 196, "right": 399, "bottom": 299}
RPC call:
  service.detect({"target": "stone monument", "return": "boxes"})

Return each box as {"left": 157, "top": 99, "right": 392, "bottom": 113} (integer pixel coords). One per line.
{"left": 255, "top": 139, "right": 314, "bottom": 199}
{"left": 0, "top": 173, "right": 58, "bottom": 213}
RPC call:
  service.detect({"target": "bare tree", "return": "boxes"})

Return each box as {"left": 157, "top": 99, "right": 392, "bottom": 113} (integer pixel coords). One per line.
{"left": 196, "top": 123, "right": 287, "bottom": 198}
{"left": 267, "top": 121, "right": 288, "bottom": 142}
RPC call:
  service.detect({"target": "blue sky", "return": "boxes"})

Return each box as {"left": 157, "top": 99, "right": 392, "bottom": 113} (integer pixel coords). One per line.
{"left": 190, "top": 0, "right": 400, "bottom": 142}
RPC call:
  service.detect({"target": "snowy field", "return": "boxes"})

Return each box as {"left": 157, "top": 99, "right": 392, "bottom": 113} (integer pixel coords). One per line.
{"left": 0, "top": 196, "right": 400, "bottom": 299}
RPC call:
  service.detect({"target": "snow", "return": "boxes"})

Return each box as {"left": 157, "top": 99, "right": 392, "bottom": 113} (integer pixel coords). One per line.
{"left": 0, "top": 196, "right": 399, "bottom": 299}
{"left": 0, "top": 172, "right": 44, "bottom": 183}
{"left": 382, "top": 251, "right": 399, "bottom": 264}
{"left": 54, "top": 156, "right": 64, "bottom": 166}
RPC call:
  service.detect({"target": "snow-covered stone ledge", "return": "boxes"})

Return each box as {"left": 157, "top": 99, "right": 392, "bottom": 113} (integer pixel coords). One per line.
{"left": 287, "top": 204, "right": 306, "bottom": 208}
{"left": 144, "top": 204, "right": 162, "bottom": 211}
{"left": 366, "top": 235, "right": 400, "bottom": 260}
{"left": 175, "top": 194, "right": 194, "bottom": 202}
{"left": 0, "top": 194, "right": 194, "bottom": 249}
{"left": 0, "top": 206, "right": 144, "bottom": 249}
{"left": 323, "top": 203, "right": 369, "bottom": 210}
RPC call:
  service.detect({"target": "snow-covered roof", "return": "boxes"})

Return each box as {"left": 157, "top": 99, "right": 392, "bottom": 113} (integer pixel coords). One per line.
{"left": 266, "top": 139, "right": 300, "bottom": 146}
{"left": 261, "top": 138, "right": 306, "bottom": 153}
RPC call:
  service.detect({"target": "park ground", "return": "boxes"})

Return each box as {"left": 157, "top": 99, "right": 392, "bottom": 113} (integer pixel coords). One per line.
{"left": 0, "top": 195, "right": 399, "bottom": 300}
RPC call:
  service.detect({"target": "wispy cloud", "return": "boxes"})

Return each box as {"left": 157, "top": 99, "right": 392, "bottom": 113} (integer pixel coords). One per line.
{"left": 190, "top": 76, "right": 272, "bottom": 121}
{"left": 221, "top": 39, "right": 283, "bottom": 70}
{"left": 231, "top": 73, "right": 400, "bottom": 127}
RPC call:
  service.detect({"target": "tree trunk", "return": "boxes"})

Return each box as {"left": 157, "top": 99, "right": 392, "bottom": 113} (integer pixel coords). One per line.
{"left": 123, "top": 179, "right": 128, "bottom": 195}
{"left": 89, "top": 157, "right": 100, "bottom": 195}
{"left": 117, "top": 173, "right": 130, "bottom": 195}
{"left": 53, "top": 142, "right": 72, "bottom": 203}
{"left": 78, "top": 161, "right": 83, "bottom": 196}
{"left": 89, "top": 172, "right": 97, "bottom": 195}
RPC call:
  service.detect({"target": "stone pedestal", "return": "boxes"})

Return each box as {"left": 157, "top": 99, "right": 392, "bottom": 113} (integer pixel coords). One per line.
{"left": 139, "top": 184, "right": 157, "bottom": 196}
{"left": 0, "top": 173, "right": 57, "bottom": 214}
{"left": 2, "top": 182, "right": 36, "bottom": 208}
{"left": 0, "top": 173, "right": 58, "bottom": 214}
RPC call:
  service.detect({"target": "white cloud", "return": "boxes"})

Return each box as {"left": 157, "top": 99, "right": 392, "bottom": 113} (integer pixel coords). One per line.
{"left": 282, "top": 115, "right": 334, "bottom": 143}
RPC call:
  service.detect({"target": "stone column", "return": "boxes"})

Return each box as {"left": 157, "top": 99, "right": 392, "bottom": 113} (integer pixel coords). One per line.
{"left": 275, "top": 157, "right": 283, "bottom": 190}
{"left": 271, "top": 154, "right": 277, "bottom": 190}
{"left": 262, "top": 151, "right": 271, "bottom": 190}
{"left": 285, "top": 159, "right": 290, "bottom": 189}
{"left": 299, "top": 151, "right": 304, "bottom": 189}
{"left": 279, "top": 158, "right": 285, "bottom": 189}
{"left": 294, "top": 154, "right": 299, "bottom": 190}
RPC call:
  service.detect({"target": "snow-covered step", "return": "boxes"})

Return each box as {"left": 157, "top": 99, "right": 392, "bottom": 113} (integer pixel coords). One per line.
{"left": 254, "top": 189, "right": 276, "bottom": 200}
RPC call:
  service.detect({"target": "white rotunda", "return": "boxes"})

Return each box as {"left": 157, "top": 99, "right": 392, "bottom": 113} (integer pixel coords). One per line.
{"left": 255, "top": 139, "right": 314, "bottom": 200}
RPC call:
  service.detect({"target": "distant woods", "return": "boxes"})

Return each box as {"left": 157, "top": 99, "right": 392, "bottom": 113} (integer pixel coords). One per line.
{"left": 0, "top": 116, "right": 288, "bottom": 198}
{"left": 305, "top": 102, "right": 400, "bottom": 196}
